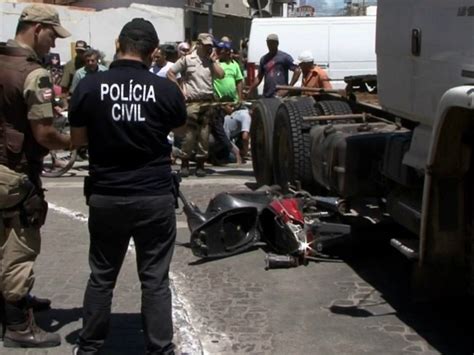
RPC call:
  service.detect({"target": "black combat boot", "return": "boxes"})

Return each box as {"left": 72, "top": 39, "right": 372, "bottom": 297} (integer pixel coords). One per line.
{"left": 3, "top": 303, "right": 60, "bottom": 348}
{"left": 180, "top": 159, "right": 190, "bottom": 178}
{"left": 195, "top": 158, "right": 207, "bottom": 178}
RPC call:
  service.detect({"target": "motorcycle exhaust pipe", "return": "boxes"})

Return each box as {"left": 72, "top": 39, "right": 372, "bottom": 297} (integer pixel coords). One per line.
{"left": 265, "top": 253, "right": 299, "bottom": 270}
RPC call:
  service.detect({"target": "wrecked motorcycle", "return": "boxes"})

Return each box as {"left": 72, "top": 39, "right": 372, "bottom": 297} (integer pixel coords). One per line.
{"left": 178, "top": 186, "right": 352, "bottom": 269}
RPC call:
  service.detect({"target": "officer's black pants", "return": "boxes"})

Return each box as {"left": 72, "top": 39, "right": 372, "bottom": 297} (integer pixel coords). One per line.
{"left": 78, "top": 194, "right": 176, "bottom": 355}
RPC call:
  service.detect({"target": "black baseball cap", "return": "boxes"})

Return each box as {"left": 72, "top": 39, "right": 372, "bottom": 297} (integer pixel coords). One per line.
{"left": 75, "top": 40, "right": 87, "bottom": 51}
{"left": 119, "top": 18, "right": 159, "bottom": 46}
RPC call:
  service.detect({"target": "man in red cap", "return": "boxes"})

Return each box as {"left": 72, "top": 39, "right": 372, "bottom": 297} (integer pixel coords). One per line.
{"left": 0, "top": 3, "right": 72, "bottom": 348}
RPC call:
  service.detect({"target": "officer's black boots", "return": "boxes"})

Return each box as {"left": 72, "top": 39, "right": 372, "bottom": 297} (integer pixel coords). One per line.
{"left": 195, "top": 158, "right": 207, "bottom": 178}
{"left": 3, "top": 302, "right": 60, "bottom": 348}
{"left": 181, "top": 158, "right": 206, "bottom": 177}
{"left": 180, "top": 159, "right": 190, "bottom": 178}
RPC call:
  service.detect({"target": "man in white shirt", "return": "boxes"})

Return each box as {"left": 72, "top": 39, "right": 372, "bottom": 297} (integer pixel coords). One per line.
{"left": 150, "top": 45, "right": 177, "bottom": 78}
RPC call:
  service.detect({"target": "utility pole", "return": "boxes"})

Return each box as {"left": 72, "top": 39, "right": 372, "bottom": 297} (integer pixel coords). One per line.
{"left": 282, "top": 2, "right": 288, "bottom": 17}
{"left": 257, "top": 0, "right": 263, "bottom": 17}
{"left": 203, "top": 0, "right": 214, "bottom": 34}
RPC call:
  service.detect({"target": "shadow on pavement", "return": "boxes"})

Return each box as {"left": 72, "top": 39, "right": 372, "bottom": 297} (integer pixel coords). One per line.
{"left": 334, "top": 235, "right": 473, "bottom": 354}
{"left": 35, "top": 307, "right": 82, "bottom": 333}
{"left": 187, "top": 245, "right": 261, "bottom": 266}
{"left": 329, "top": 304, "right": 396, "bottom": 318}
{"left": 211, "top": 168, "right": 254, "bottom": 177}
{"left": 36, "top": 308, "right": 146, "bottom": 353}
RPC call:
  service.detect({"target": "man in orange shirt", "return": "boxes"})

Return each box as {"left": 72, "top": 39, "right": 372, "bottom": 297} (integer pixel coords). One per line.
{"left": 297, "top": 50, "right": 332, "bottom": 94}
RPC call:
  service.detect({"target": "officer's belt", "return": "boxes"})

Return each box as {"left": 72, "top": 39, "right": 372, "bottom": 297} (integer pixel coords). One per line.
{"left": 187, "top": 98, "right": 215, "bottom": 103}
{"left": 186, "top": 101, "right": 235, "bottom": 108}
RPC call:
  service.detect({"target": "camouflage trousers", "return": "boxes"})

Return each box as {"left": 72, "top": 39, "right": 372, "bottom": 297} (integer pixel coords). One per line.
{"left": 181, "top": 103, "right": 217, "bottom": 160}
{"left": 0, "top": 212, "right": 41, "bottom": 302}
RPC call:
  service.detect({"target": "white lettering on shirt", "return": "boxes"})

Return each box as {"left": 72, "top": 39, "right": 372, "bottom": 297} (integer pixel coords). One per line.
{"left": 100, "top": 84, "right": 109, "bottom": 100}
{"left": 146, "top": 86, "right": 156, "bottom": 102}
{"left": 112, "top": 103, "right": 121, "bottom": 121}
{"left": 100, "top": 81, "right": 156, "bottom": 123}
{"left": 109, "top": 84, "right": 120, "bottom": 101}
{"left": 110, "top": 103, "right": 146, "bottom": 122}
{"left": 133, "top": 84, "right": 142, "bottom": 101}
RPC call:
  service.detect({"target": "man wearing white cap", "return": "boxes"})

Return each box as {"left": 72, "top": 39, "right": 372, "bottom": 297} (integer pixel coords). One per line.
{"left": 297, "top": 50, "right": 332, "bottom": 94}
{"left": 247, "top": 33, "right": 301, "bottom": 98}
{"left": 177, "top": 41, "right": 190, "bottom": 58}
{"left": 0, "top": 4, "right": 72, "bottom": 348}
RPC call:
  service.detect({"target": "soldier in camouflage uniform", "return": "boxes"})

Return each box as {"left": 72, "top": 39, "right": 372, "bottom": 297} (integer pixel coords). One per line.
{"left": 168, "top": 33, "right": 225, "bottom": 177}
{"left": 0, "top": 4, "right": 72, "bottom": 348}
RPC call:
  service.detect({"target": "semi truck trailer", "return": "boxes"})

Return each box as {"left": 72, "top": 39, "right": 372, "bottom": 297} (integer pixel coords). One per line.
{"left": 251, "top": 0, "right": 474, "bottom": 297}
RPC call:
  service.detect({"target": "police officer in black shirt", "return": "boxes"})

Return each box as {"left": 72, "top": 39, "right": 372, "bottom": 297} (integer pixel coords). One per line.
{"left": 68, "top": 18, "right": 186, "bottom": 355}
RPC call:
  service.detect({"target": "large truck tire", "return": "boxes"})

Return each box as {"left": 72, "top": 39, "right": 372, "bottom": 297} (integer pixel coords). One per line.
{"left": 272, "top": 97, "right": 319, "bottom": 190}
{"left": 315, "top": 100, "right": 353, "bottom": 123}
{"left": 250, "top": 98, "right": 282, "bottom": 186}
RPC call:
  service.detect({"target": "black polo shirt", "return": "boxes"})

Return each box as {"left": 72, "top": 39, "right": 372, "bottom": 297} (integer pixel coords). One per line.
{"left": 69, "top": 59, "right": 186, "bottom": 196}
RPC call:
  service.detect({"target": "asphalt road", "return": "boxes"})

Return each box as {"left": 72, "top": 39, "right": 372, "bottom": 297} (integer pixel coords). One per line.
{"left": 2, "top": 162, "right": 472, "bottom": 355}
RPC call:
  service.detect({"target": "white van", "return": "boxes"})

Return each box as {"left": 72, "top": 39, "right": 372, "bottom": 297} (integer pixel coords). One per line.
{"left": 247, "top": 16, "right": 377, "bottom": 90}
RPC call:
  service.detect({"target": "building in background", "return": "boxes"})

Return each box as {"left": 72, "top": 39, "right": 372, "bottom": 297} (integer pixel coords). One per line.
{"left": 5, "top": 0, "right": 377, "bottom": 52}
{"left": 4, "top": 0, "right": 251, "bottom": 49}
{"left": 14, "top": 0, "right": 185, "bottom": 9}
{"left": 0, "top": 1, "right": 185, "bottom": 62}
{"left": 305, "top": 0, "right": 377, "bottom": 16}
{"left": 344, "top": 0, "right": 377, "bottom": 16}
{"left": 184, "top": 0, "right": 251, "bottom": 45}
{"left": 72, "top": 0, "right": 252, "bottom": 44}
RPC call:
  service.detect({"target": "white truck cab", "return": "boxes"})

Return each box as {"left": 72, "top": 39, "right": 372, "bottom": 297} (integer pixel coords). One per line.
{"left": 377, "top": 0, "right": 474, "bottom": 297}
{"left": 377, "top": 0, "right": 474, "bottom": 126}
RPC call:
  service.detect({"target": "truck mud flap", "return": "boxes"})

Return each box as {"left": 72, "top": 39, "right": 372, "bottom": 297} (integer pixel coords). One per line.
{"left": 190, "top": 207, "right": 260, "bottom": 259}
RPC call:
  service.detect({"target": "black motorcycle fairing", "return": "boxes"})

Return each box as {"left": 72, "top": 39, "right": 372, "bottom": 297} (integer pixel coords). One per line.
{"left": 190, "top": 206, "right": 260, "bottom": 258}
{"left": 204, "top": 190, "right": 275, "bottom": 215}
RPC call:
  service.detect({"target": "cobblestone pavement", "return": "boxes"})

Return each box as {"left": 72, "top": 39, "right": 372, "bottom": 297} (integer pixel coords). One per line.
{"left": 1, "top": 163, "right": 472, "bottom": 354}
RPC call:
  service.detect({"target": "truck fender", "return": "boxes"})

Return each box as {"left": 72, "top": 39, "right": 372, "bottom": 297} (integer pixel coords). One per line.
{"left": 419, "top": 86, "right": 474, "bottom": 268}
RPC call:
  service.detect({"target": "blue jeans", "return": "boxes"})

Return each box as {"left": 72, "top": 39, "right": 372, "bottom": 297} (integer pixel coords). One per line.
{"left": 223, "top": 108, "right": 251, "bottom": 140}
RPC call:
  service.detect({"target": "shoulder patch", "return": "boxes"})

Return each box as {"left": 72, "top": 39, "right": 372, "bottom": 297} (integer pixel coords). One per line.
{"left": 38, "top": 76, "right": 52, "bottom": 89}
{"left": 41, "top": 88, "right": 53, "bottom": 101}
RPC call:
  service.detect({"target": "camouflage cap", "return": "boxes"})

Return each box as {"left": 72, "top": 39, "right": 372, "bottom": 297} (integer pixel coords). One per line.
{"left": 19, "top": 4, "right": 71, "bottom": 38}
{"left": 197, "top": 33, "right": 214, "bottom": 46}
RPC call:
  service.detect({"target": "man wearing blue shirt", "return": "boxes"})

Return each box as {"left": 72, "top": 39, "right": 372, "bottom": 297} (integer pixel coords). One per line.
{"left": 247, "top": 33, "right": 301, "bottom": 98}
